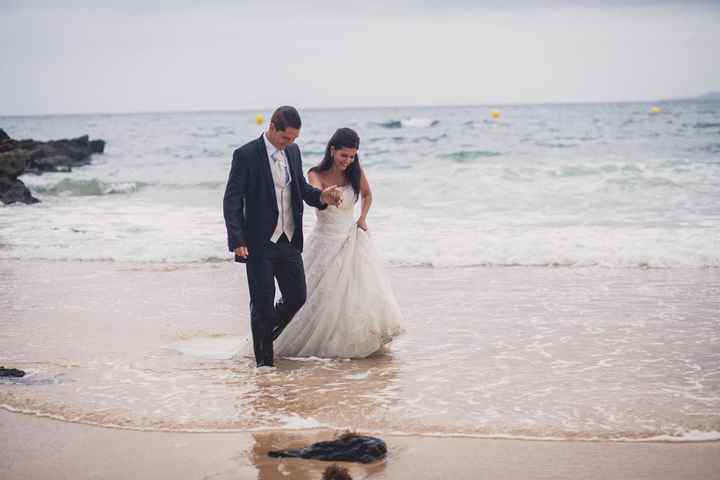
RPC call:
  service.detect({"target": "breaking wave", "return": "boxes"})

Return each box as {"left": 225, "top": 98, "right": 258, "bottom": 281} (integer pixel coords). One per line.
{"left": 32, "top": 178, "right": 146, "bottom": 196}
{"left": 377, "top": 118, "right": 439, "bottom": 128}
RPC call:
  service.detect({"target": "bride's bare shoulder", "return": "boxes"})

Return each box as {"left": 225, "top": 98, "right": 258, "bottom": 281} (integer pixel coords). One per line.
{"left": 307, "top": 168, "right": 326, "bottom": 189}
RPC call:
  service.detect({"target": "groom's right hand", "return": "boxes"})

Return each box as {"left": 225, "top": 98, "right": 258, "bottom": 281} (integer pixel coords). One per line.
{"left": 234, "top": 246, "right": 249, "bottom": 258}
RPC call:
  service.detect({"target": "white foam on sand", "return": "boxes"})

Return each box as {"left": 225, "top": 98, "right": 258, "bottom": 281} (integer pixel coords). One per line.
{"left": 172, "top": 336, "right": 244, "bottom": 360}
{"left": 276, "top": 414, "right": 325, "bottom": 430}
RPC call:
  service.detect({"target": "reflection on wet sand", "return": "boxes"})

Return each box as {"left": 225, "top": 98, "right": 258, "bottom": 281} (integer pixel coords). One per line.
{"left": 243, "top": 354, "right": 400, "bottom": 431}
{"left": 242, "top": 357, "right": 396, "bottom": 479}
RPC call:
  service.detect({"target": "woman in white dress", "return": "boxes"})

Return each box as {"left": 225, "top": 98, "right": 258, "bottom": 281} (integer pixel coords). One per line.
{"left": 273, "top": 128, "right": 404, "bottom": 358}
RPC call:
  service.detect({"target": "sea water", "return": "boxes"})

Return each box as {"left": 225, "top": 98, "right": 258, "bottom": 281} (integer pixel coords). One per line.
{"left": 1, "top": 101, "right": 719, "bottom": 441}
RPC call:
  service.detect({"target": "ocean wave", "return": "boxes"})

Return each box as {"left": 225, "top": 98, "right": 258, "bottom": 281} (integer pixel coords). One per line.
{"left": 535, "top": 141, "right": 579, "bottom": 148}
{"left": 2, "top": 256, "right": 717, "bottom": 270}
{"left": 442, "top": 150, "right": 503, "bottom": 162}
{"left": 29, "top": 179, "right": 229, "bottom": 196}
{"left": 410, "top": 134, "right": 447, "bottom": 143}
{"left": 381, "top": 429, "right": 720, "bottom": 443}
{"left": 387, "top": 259, "right": 720, "bottom": 269}
{"left": 32, "top": 178, "right": 146, "bottom": 196}
{"left": 377, "top": 120, "right": 402, "bottom": 128}
{"left": 602, "top": 176, "right": 684, "bottom": 190}
{"left": 697, "top": 143, "right": 720, "bottom": 154}
{"left": 160, "top": 181, "right": 225, "bottom": 190}
{"left": 402, "top": 117, "right": 439, "bottom": 128}
{"left": 549, "top": 164, "right": 628, "bottom": 177}
{"left": 367, "top": 134, "right": 446, "bottom": 144}
{"left": 377, "top": 118, "right": 439, "bottom": 129}
{"left": 694, "top": 122, "right": 720, "bottom": 129}
{"left": 229, "top": 256, "right": 719, "bottom": 269}
{"left": 1, "top": 404, "right": 718, "bottom": 442}
{"left": 301, "top": 150, "right": 326, "bottom": 157}
{"left": 391, "top": 134, "right": 447, "bottom": 143}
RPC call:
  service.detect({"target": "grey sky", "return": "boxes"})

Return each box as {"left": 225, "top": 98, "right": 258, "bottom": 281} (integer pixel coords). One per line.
{"left": 2, "top": 1, "right": 719, "bottom": 115}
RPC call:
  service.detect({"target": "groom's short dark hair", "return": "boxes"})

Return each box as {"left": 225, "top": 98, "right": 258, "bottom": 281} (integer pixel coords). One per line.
{"left": 271, "top": 106, "right": 302, "bottom": 131}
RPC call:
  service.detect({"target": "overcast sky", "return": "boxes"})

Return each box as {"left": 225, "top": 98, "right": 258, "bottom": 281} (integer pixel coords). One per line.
{"left": 2, "top": 1, "right": 719, "bottom": 115}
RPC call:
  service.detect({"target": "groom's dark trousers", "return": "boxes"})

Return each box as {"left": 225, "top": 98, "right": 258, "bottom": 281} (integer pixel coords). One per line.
{"left": 246, "top": 233, "right": 306, "bottom": 366}
{"left": 223, "top": 135, "right": 326, "bottom": 367}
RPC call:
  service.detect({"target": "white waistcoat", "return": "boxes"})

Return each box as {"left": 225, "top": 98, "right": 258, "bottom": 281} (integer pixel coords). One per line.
{"left": 269, "top": 149, "right": 295, "bottom": 242}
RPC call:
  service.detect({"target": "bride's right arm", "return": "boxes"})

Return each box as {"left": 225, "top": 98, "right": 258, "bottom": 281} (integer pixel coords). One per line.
{"left": 357, "top": 172, "right": 372, "bottom": 231}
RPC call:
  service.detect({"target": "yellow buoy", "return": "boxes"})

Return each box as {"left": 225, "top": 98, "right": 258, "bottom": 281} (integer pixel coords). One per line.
{"left": 650, "top": 106, "right": 661, "bottom": 114}
{"left": 255, "top": 113, "right": 265, "bottom": 125}
{"left": 490, "top": 110, "right": 501, "bottom": 119}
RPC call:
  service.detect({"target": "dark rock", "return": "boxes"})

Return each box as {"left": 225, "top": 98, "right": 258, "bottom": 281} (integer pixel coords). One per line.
{"left": 0, "top": 138, "right": 18, "bottom": 153}
{"left": 89, "top": 139, "right": 105, "bottom": 154}
{"left": 0, "top": 150, "right": 31, "bottom": 178}
{"left": 16, "top": 139, "right": 36, "bottom": 148}
{"left": 0, "top": 367, "right": 27, "bottom": 378}
{"left": 27, "top": 155, "right": 75, "bottom": 174}
{"left": 0, "top": 177, "right": 39, "bottom": 204}
{"left": 0, "top": 129, "right": 105, "bottom": 204}
{"left": 268, "top": 433, "right": 387, "bottom": 464}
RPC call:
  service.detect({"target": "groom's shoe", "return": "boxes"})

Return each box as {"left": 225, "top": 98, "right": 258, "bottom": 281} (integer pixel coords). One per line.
{"left": 257, "top": 345, "right": 273, "bottom": 367}
{"left": 261, "top": 355, "right": 274, "bottom": 368}
{"left": 262, "top": 342, "right": 274, "bottom": 368}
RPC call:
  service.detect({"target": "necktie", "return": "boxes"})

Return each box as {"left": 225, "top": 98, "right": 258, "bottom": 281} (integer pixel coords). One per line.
{"left": 272, "top": 150, "right": 290, "bottom": 186}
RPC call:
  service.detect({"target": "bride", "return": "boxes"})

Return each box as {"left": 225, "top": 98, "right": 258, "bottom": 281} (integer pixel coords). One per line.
{"left": 272, "top": 127, "right": 404, "bottom": 358}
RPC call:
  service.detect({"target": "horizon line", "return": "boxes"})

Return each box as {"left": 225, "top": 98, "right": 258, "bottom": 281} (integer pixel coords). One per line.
{"left": 0, "top": 95, "right": 714, "bottom": 118}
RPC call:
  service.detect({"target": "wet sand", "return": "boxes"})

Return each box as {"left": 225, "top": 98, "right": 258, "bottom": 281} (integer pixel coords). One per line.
{"left": 2, "top": 409, "right": 719, "bottom": 480}
{"left": 2, "top": 260, "right": 719, "bottom": 440}
{"left": 1, "top": 259, "right": 719, "bottom": 478}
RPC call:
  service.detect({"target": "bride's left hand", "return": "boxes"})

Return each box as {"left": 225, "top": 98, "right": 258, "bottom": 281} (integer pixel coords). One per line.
{"left": 357, "top": 218, "right": 368, "bottom": 231}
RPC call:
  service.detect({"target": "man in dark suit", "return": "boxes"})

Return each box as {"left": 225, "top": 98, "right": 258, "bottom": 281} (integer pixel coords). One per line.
{"left": 223, "top": 106, "right": 341, "bottom": 368}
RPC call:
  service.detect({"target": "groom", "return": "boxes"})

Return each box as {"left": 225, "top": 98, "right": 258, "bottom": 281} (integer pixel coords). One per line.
{"left": 223, "top": 106, "right": 341, "bottom": 368}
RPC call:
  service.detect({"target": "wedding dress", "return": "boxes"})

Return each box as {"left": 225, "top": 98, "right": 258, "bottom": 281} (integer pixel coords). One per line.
{"left": 273, "top": 184, "right": 404, "bottom": 358}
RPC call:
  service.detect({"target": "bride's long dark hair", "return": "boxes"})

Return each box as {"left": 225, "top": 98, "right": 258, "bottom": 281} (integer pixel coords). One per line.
{"left": 310, "top": 128, "right": 362, "bottom": 198}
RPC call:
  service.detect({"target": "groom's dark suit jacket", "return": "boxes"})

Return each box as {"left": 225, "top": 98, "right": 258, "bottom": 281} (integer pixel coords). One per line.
{"left": 223, "top": 135, "right": 326, "bottom": 262}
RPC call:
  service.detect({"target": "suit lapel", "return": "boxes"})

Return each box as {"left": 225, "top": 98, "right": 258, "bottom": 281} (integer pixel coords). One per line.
{"left": 286, "top": 145, "right": 299, "bottom": 188}
{"left": 286, "top": 145, "right": 301, "bottom": 210}
{"left": 256, "top": 135, "right": 278, "bottom": 209}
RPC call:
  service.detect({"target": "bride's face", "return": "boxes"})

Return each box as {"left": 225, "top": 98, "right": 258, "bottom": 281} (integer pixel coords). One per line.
{"left": 331, "top": 147, "right": 357, "bottom": 171}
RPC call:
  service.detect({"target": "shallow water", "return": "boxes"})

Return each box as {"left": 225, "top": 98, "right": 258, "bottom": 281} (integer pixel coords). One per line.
{"left": 2, "top": 102, "right": 719, "bottom": 441}
{"left": 1, "top": 260, "right": 718, "bottom": 441}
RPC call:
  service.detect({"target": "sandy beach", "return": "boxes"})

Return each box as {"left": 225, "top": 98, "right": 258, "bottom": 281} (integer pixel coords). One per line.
{"left": 1, "top": 259, "right": 719, "bottom": 478}
{"left": 2, "top": 409, "right": 719, "bottom": 479}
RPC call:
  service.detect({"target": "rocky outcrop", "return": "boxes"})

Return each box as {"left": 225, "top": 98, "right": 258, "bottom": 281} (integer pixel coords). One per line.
{"left": 0, "top": 128, "right": 105, "bottom": 205}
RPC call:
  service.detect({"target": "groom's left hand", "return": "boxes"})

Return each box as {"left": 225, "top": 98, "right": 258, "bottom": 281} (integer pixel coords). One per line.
{"left": 320, "top": 185, "right": 343, "bottom": 207}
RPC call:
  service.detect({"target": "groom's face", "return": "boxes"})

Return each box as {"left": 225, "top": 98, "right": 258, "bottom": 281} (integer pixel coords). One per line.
{"left": 268, "top": 124, "right": 300, "bottom": 150}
